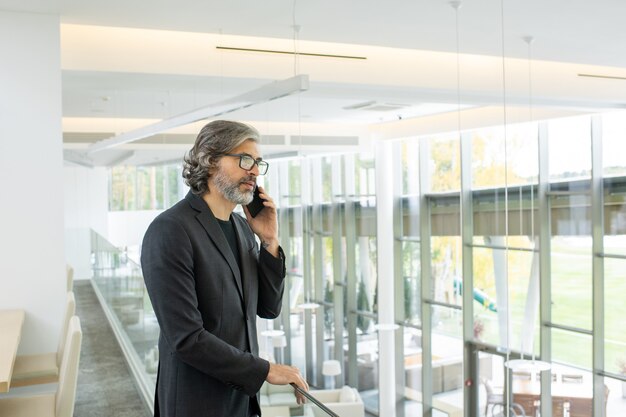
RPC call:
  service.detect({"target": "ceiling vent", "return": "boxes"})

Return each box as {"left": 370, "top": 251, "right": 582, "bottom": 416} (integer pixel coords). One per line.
{"left": 343, "top": 101, "right": 412, "bottom": 112}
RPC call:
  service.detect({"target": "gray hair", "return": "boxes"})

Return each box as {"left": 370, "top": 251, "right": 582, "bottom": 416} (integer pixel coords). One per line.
{"left": 182, "top": 120, "right": 260, "bottom": 195}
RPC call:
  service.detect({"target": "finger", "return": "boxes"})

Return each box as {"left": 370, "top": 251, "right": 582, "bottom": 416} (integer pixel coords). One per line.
{"left": 258, "top": 192, "right": 273, "bottom": 204}
{"left": 256, "top": 187, "right": 274, "bottom": 202}
{"left": 291, "top": 383, "right": 306, "bottom": 404}
{"left": 262, "top": 200, "right": 276, "bottom": 209}
{"left": 296, "top": 367, "right": 308, "bottom": 389}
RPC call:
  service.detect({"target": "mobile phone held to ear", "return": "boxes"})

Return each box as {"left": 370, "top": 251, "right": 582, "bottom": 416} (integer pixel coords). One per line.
{"left": 246, "top": 186, "right": 266, "bottom": 218}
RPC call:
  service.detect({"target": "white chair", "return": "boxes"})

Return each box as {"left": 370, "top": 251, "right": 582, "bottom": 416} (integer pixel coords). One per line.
{"left": 260, "top": 382, "right": 300, "bottom": 411}
{"left": 512, "top": 371, "right": 532, "bottom": 380}
{"left": 561, "top": 373, "right": 583, "bottom": 383}
{"left": 0, "top": 316, "right": 82, "bottom": 417}
{"left": 482, "top": 378, "right": 504, "bottom": 417}
{"left": 11, "top": 292, "right": 76, "bottom": 387}
{"left": 308, "top": 385, "right": 364, "bottom": 417}
{"left": 491, "top": 402, "right": 526, "bottom": 417}
{"left": 66, "top": 265, "right": 74, "bottom": 292}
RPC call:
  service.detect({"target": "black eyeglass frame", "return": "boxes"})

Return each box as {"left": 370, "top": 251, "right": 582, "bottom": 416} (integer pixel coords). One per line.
{"left": 223, "top": 153, "right": 269, "bottom": 175}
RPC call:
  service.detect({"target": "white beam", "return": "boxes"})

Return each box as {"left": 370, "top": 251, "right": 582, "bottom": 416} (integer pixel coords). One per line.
{"left": 87, "top": 74, "right": 309, "bottom": 154}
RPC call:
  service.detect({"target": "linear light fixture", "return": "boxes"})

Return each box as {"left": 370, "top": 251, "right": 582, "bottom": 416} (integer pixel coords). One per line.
{"left": 87, "top": 74, "right": 309, "bottom": 154}
{"left": 63, "top": 150, "right": 94, "bottom": 168}
{"left": 578, "top": 73, "right": 626, "bottom": 81}
{"left": 216, "top": 46, "right": 367, "bottom": 60}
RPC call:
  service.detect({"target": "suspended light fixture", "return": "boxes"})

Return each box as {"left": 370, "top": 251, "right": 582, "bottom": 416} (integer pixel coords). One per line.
{"left": 86, "top": 74, "right": 309, "bottom": 154}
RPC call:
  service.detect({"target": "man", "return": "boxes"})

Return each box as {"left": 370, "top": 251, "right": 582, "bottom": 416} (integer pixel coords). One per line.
{"left": 141, "top": 120, "right": 308, "bottom": 417}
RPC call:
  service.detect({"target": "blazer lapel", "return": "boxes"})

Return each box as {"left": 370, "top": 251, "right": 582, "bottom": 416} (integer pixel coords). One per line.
{"left": 186, "top": 192, "right": 244, "bottom": 304}
{"left": 232, "top": 217, "right": 255, "bottom": 308}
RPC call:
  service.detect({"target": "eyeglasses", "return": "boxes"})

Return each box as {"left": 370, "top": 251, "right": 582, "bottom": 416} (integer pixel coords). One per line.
{"left": 223, "top": 153, "right": 269, "bottom": 175}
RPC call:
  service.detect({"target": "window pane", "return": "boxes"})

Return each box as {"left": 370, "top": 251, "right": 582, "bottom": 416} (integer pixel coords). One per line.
{"left": 322, "top": 236, "right": 334, "bottom": 339}
{"left": 552, "top": 328, "right": 591, "bottom": 369}
{"left": 321, "top": 157, "right": 333, "bottom": 202}
{"left": 602, "top": 110, "right": 626, "bottom": 177}
{"left": 401, "top": 140, "right": 420, "bottom": 196}
{"left": 604, "top": 180, "right": 626, "bottom": 241}
{"left": 431, "top": 306, "right": 464, "bottom": 412}
{"left": 431, "top": 236, "right": 462, "bottom": 306}
{"left": 548, "top": 115, "right": 592, "bottom": 182}
{"left": 356, "top": 327, "right": 379, "bottom": 393}
{"left": 472, "top": 242, "right": 537, "bottom": 354}
{"left": 354, "top": 153, "right": 376, "bottom": 197}
{"left": 402, "top": 241, "right": 421, "bottom": 326}
{"left": 108, "top": 164, "right": 180, "bottom": 211}
{"left": 356, "top": 237, "right": 377, "bottom": 334}
{"left": 471, "top": 122, "right": 538, "bottom": 189}
{"left": 551, "top": 236, "right": 592, "bottom": 330}
{"left": 604, "top": 257, "right": 626, "bottom": 375}
{"left": 473, "top": 185, "right": 538, "bottom": 239}
{"left": 403, "top": 327, "right": 423, "bottom": 388}
{"left": 429, "top": 134, "right": 461, "bottom": 193}
{"left": 604, "top": 376, "right": 626, "bottom": 417}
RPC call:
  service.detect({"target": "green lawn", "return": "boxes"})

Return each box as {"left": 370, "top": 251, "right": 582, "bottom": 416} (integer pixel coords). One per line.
{"left": 451, "top": 236, "right": 626, "bottom": 372}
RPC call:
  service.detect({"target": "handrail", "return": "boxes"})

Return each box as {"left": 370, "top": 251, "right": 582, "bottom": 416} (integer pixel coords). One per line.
{"left": 290, "top": 383, "right": 340, "bottom": 417}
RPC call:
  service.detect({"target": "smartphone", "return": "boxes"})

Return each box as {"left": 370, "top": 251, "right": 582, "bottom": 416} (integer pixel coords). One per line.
{"left": 246, "top": 186, "right": 266, "bottom": 218}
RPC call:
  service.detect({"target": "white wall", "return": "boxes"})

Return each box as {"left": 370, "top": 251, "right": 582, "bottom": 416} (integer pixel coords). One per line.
{"left": 64, "top": 166, "right": 109, "bottom": 280}
{"left": 0, "top": 11, "right": 65, "bottom": 354}
{"left": 108, "top": 210, "right": 162, "bottom": 248}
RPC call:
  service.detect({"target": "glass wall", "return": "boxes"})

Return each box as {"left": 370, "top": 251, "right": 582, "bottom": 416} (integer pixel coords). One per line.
{"left": 388, "top": 112, "right": 626, "bottom": 417}
{"left": 262, "top": 151, "right": 380, "bottom": 412}
{"left": 108, "top": 163, "right": 184, "bottom": 211}
{"left": 100, "top": 110, "right": 626, "bottom": 417}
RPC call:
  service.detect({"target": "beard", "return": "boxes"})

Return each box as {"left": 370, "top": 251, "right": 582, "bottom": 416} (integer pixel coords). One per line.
{"left": 212, "top": 170, "right": 255, "bottom": 205}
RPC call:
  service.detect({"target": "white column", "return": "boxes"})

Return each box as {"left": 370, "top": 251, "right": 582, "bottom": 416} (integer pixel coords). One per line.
{"left": 0, "top": 11, "right": 65, "bottom": 354}
{"left": 375, "top": 139, "right": 396, "bottom": 417}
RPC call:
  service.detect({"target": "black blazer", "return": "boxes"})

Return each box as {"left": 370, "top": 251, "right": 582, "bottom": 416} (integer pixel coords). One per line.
{"left": 141, "top": 191, "right": 286, "bottom": 417}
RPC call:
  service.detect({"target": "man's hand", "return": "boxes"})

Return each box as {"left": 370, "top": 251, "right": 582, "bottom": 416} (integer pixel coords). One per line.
{"left": 243, "top": 186, "right": 279, "bottom": 257}
{"left": 266, "top": 363, "right": 309, "bottom": 405}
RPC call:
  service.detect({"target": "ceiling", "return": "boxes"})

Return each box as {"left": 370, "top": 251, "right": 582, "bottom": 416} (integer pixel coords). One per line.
{"left": 2, "top": 0, "right": 626, "bottom": 166}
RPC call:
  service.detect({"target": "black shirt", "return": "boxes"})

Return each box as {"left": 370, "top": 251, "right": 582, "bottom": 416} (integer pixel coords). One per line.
{"left": 217, "top": 216, "right": 240, "bottom": 267}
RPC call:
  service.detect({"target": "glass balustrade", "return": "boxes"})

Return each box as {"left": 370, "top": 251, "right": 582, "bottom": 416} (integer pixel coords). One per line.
{"left": 90, "top": 229, "right": 159, "bottom": 405}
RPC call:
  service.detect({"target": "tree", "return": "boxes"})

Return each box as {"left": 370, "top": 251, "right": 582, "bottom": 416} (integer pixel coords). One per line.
{"left": 323, "top": 280, "right": 333, "bottom": 336}
{"left": 356, "top": 279, "right": 372, "bottom": 334}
